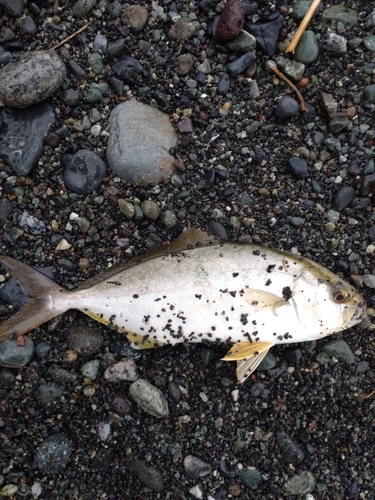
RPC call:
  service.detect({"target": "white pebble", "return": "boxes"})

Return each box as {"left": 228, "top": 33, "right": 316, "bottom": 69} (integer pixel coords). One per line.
{"left": 91, "top": 124, "right": 102, "bottom": 136}
{"left": 189, "top": 484, "right": 204, "bottom": 499}
{"left": 366, "top": 244, "right": 375, "bottom": 254}
{"left": 98, "top": 421, "right": 111, "bottom": 441}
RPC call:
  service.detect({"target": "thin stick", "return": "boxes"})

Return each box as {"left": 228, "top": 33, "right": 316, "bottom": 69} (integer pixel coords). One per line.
{"left": 52, "top": 21, "right": 91, "bottom": 50}
{"left": 268, "top": 64, "right": 307, "bottom": 112}
{"left": 286, "top": 0, "right": 321, "bottom": 54}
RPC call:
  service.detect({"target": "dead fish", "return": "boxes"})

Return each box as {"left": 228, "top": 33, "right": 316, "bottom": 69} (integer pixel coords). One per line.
{"left": 0, "top": 229, "right": 366, "bottom": 383}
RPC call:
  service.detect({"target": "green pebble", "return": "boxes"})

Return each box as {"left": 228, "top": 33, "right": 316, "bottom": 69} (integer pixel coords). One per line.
{"left": 295, "top": 31, "right": 319, "bottom": 64}
{"left": 80, "top": 359, "right": 100, "bottom": 380}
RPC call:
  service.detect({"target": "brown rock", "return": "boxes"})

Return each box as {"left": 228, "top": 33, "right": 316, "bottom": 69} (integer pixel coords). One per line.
{"left": 121, "top": 5, "right": 149, "bottom": 31}
{"left": 215, "top": 0, "right": 245, "bottom": 42}
{"left": 169, "top": 19, "right": 199, "bottom": 42}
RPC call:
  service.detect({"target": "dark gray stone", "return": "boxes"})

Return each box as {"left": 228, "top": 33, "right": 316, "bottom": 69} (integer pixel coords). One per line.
{"left": 0, "top": 102, "right": 56, "bottom": 176}
{"left": 217, "top": 73, "right": 230, "bottom": 95}
{"left": 276, "top": 429, "right": 304, "bottom": 465}
{"left": 0, "top": 337, "right": 34, "bottom": 367}
{"left": 0, "top": 0, "right": 25, "bottom": 17}
{"left": 128, "top": 460, "right": 164, "bottom": 492}
{"left": 286, "top": 157, "right": 308, "bottom": 179}
{"left": 332, "top": 186, "right": 355, "bottom": 211}
{"left": 227, "top": 52, "right": 254, "bottom": 75}
{"left": 183, "top": 455, "right": 212, "bottom": 479}
{"left": 240, "top": 469, "right": 263, "bottom": 489}
{"left": 63, "top": 150, "right": 106, "bottom": 194}
{"left": 275, "top": 96, "right": 299, "bottom": 118}
{"left": 33, "top": 434, "right": 73, "bottom": 475}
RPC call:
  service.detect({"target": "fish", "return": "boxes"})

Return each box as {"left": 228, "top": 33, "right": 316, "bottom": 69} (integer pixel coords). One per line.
{"left": 0, "top": 229, "right": 366, "bottom": 383}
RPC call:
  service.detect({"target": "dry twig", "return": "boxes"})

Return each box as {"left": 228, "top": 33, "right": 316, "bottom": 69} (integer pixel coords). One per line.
{"left": 268, "top": 63, "right": 307, "bottom": 112}
{"left": 52, "top": 21, "right": 91, "bottom": 50}
{"left": 286, "top": 0, "right": 321, "bottom": 54}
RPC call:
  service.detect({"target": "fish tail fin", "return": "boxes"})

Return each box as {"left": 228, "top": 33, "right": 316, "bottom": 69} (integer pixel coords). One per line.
{"left": 222, "top": 341, "right": 274, "bottom": 384}
{"left": 0, "top": 255, "right": 69, "bottom": 341}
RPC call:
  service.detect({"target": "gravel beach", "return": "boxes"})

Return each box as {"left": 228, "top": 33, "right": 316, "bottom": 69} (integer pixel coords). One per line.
{"left": 0, "top": 0, "right": 375, "bottom": 498}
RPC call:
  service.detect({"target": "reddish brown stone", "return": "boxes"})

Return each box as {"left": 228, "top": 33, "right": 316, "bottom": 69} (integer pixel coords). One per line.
{"left": 215, "top": 0, "right": 245, "bottom": 41}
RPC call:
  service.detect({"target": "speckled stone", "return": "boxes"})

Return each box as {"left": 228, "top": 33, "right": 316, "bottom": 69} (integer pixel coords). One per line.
{"left": 107, "top": 99, "right": 177, "bottom": 185}
{"left": 284, "top": 471, "right": 316, "bottom": 495}
{"left": 121, "top": 5, "right": 149, "bottom": 31}
{"left": 275, "top": 55, "right": 305, "bottom": 81}
{"left": 183, "top": 455, "right": 212, "bottom": 479}
{"left": 129, "top": 379, "right": 169, "bottom": 418}
{"left": 33, "top": 434, "right": 73, "bottom": 475}
{"left": 66, "top": 327, "right": 104, "bottom": 357}
{"left": 321, "top": 33, "right": 347, "bottom": 54}
{"left": 240, "top": 468, "right": 263, "bottom": 489}
{"left": 0, "top": 50, "right": 66, "bottom": 107}
{"left": 72, "top": 0, "right": 96, "bottom": 18}
{"left": 63, "top": 150, "right": 106, "bottom": 194}
{"left": 169, "top": 18, "right": 199, "bottom": 42}
{"left": 215, "top": 0, "right": 245, "bottom": 42}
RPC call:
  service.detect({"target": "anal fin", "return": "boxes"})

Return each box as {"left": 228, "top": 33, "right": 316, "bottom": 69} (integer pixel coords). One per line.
{"left": 222, "top": 341, "right": 274, "bottom": 384}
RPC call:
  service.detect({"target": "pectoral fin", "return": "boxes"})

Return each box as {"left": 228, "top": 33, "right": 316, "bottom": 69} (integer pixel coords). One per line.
{"left": 222, "top": 341, "right": 274, "bottom": 384}
{"left": 241, "top": 289, "right": 288, "bottom": 313}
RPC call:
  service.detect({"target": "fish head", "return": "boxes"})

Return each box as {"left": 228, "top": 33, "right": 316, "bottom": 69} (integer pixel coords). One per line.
{"left": 310, "top": 278, "right": 366, "bottom": 337}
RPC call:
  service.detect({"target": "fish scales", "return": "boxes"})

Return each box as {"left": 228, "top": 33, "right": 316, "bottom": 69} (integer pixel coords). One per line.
{"left": 0, "top": 230, "right": 366, "bottom": 383}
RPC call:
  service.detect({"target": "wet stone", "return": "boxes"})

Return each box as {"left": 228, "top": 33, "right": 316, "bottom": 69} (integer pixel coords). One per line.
{"left": 276, "top": 430, "right": 304, "bottom": 465}
{"left": 128, "top": 460, "right": 164, "bottom": 492}
{"left": 66, "top": 327, "right": 103, "bottom": 356}
{"left": 0, "top": 50, "right": 65, "bottom": 107}
{"left": 321, "top": 5, "right": 358, "bottom": 28}
{"left": 18, "top": 212, "right": 46, "bottom": 235}
{"left": 80, "top": 359, "right": 100, "bottom": 380}
{"left": 329, "top": 113, "right": 349, "bottom": 133}
{"left": 63, "top": 150, "right": 106, "bottom": 195}
{"left": 363, "top": 35, "right": 375, "bottom": 52}
{"left": 332, "top": 186, "right": 355, "bottom": 211}
{"left": 107, "top": 40, "right": 125, "bottom": 60}
{"left": 183, "top": 455, "right": 212, "bottom": 479}
{"left": 104, "top": 358, "right": 139, "bottom": 382}
{"left": 217, "top": 73, "right": 230, "bottom": 96}
{"left": 227, "top": 52, "right": 254, "bottom": 75}
{"left": 38, "top": 382, "right": 65, "bottom": 405}
{"left": 275, "top": 96, "right": 299, "bottom": 119}
{"left": 295, "top": 31, "right": 319, "bottom": 64}
{"left": 87, "top": 53, "right": 103, "bottom": 74}
{"left": 33, "top": 434, "right": 73, "bottom": 475}
{"left": 240, "top": 468, "right": 263, "bottom": 489}
{"left": 129, "top": 379, "right": 169, "bottom": 418}
{"left": 284, "top": 471, "right": 316, "bottom": 495}
{"left": 321, "top": 33, "right": 347, "bottom": 54}
{"left": 0, "top": 102, "right": 55, "bottom": 176}
{"left": 107, "top": 99, "right": 177, "bottom": 185}
{"left": 361, "top": 173, "right": 375, "bottom": 196}
{"left": 322, "top": 340, "right": 355, "bottom": 363}
{"left": 141, "top": 200, "right": 160, "bottom": 220}
{"left": 258, "top": 351, "right": 277, "bottom": 370}
{"left": 225, "top": 30, "right": 256, "bottom": 53}
{"left": 215, "top": 0, "right": 244, "bottom": 41}
{"left": 121, "top": 5, "right": 149, "bottom": 31}
{"left": 286, "top": 157, "right": 308, "bottom": 179}
{"left": 246, "top": 13, "right": 284, "bottom": 56}
{"left": 72, "top": 0, "right": 96, "bottom": 18}
{"left": 35, "top": 341, "right": 52, "bottom": 359}
{"left": 0, "top": 337, "right": 34, "bottom": 367}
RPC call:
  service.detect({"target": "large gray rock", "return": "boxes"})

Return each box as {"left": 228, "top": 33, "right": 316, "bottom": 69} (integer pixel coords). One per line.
{"left": 0, "top": 102, "right": 56, "bottom": 175}
{"left": 106, "top": 99, "right": 177, "bottom": 185}
{"left": 0, "top": 50, "right": 66, "bottom": 107}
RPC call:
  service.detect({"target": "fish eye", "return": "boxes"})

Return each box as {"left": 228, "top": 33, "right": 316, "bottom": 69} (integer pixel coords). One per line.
{"left": 333, "top": 290, "right": 348, "bottom": 303}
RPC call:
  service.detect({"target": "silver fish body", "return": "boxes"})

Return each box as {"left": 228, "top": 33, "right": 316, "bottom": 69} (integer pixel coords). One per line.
{"left": 0, "top": 231, "right": 366, "bottom": 382}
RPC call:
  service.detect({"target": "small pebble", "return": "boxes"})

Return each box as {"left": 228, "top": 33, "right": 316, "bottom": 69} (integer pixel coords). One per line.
{"left": 129, "top": 379, "right": 169, "bottom": 418}
{"left": 183, "top": 455, "right": 212, "bottom": 479}
{"left": 104, "top": 358, "right": 139, "bottom": 382}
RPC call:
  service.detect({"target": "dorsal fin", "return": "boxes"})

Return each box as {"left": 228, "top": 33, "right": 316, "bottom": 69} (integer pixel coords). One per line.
{"left": 77, "top": 229, "right": 219, "bottom": 290}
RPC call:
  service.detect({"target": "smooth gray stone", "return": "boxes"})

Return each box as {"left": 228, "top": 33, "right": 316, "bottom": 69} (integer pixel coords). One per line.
{"left": 321, "top": 5, "right": 358, "bottom": 27}
{"left": 0, "top": 102, "right": 56, "bottom": 175}
{"left": 295, "top": 30, "right": 319, "bottom": 64}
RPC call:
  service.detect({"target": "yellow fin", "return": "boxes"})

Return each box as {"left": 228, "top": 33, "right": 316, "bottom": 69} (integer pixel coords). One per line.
{"left": 222, "top": 341, "right": 273, "bottom": 361}
{"left": 126, "top": 331, "right": 165, "bottom": 349}
{"left": 236, "top": 351, "right": 269, "bottom": 384}
{"left": 241, "top": 289, "right": 288, "bottom": 312}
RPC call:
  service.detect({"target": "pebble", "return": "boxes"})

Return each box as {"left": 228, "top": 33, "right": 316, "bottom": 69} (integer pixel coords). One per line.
{"left": 106, "top": 99, "right": 177, "bottom": 185}
{"left": 217, "top": 73, "right": 230, "bottom": 95}
{"left": 0, "top": 368, "right": 16, "bottom": 386}
{"left": 175, "top": 53, "right": 194, "bottom": 76}
{"left": 87, "top": 53, "right": 103, "bottom": 74}
{"left": 291, "top": 1, "right": 321, "bottom": 21}
{"left": 189, "top": 484, "right": 204, "bottom": 499}
{"left": 286, "top": 157, "right": 308, "bottom": 179}
{"left": 275, "top": 55, "right": 305, "bottom": 81}
{"left": 246, "top": 13, "right": 284, "bottom": 55}
{"left": 121, "top": 5, "right": 149, "bottom": 31}
{"left": 118, "top": 199, "right": 135, "bottom": 219}
{"left": 215, "top": 0, "right": 244, "bottom": 41}
{"left": 128, "top": 459, "right": 164, "bottom": 492}
{"left": 294, "top": 31, "right": 319, "bottom": 64}
{"left": 183, "top": 455, "right": 212, "bottom": 479}
{"left": 161, "top": 210, "right": 177, "bottom": 229}
{"left": 275, "top": 96, "right": 299, "bottom": 119}
{"left": 225, "top": 31, "right": 257, "bottom": 53}
{"left": 332, "top": 186, "right": 355, "bottom": 211}
{"left": 0, "top": 50, "right": 65, "bottom": 107}
{"left": 0, "top": 337, "right": 34, "bottom": 367}
{"left": 321, "top": 5, "right": 358, "bottom": 27}
{"left": 360, "top": 173, "right": 375, "bottom": 195}
{"left": 321, "top": 33, "right": 347, "bottom": 54}
{"left": 363, "top": 274, "right": 375, "bottom": 288}
{"left": 284, "top": 470, "right": 316, "bottom": 495}
{"left": 48, "top": 365, "right": 79, "bottom": 384}
{"left": 112, "top": 55, "right": 146, "bottom": 84}
{"left": 129, "top": 379, "right": 169, "bottom": 418}
{"left": 112, "top": 393, "right": 132, "bottom": 415}
{"left": 33, "top": 434, "right": 73, "bottom": 475}
{"left": 0, "top": 102, "right": 55, "bottom": 176}
{"left": 227, "top": 52, "right": 254, "bottom": 76}
{"left": 169, "top": 19, "right": 199, "bottom": 42}
{"left": 276, "top": 429, "right": 304, "bottom": 464}
{"left": 18, "top": 212, "right": 46, "bottom": 235}
{"left": 72, "top": 0, "right": 96, "bottom": 18}
{"left": 329, "top": 113, "right": 349, "bottom": 133}
{"left": 104, "top": 358, "right": 139, "bottom": 382}
{"left": 363, "top": 35, "right": 375, "bottom": 52}
{"left": 141, "top": 200, "right": 161, "bottom": 221}
{"left": 240, "top": 468, "right": 263, "bottom": 489}
{"left": 321, "top": 92, "right": 338, "bottom": 118}
{"left": 322, "top": 340, "right": 355, "bottom": 363}
{"left": 80, "top": 359, "right": 100, "bottom": 381}
{"left": 258, "top": 351, "right": 277, "bottom": 370}
{"left": 66, "top": 327, "right": 103, "bottom": 356}
{"left": 0, "top": 0, "right": 25, "bottom": 17}
{"left": 63, "top": 150, "right": 106, "bottom": 195}
{"left": 0, "top": 485, "right": 18, "bottom": 497}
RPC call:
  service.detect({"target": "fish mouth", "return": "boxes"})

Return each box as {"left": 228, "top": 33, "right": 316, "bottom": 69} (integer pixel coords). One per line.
{"left": 349, "top": 303, "right": 367, "bottom": 326}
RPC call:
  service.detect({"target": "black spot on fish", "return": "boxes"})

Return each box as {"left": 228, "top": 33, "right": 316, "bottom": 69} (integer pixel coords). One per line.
{"left": 220, "top": 289, "right": 228, "bottom": 293}
{"left": 233, "top": 272, "right": 239, "bottom": 277}
{"left": 229, "top": 291, "right": 236, "bottom": 297}
{"left": 107, "top": 281, "right": 122, "bottom": 286}
{"left": 240, "top": 314, "right": 248, "bottom": 325}
{"left": 133, "top": 294, "right": 139, "bottom": 299}
{"left": 265, "top": 279, "right": 272, "bottom": 286}
{"left": 252, "top": 301, "right": 258, "bottom": 306}
{"left": 195, "top": 294, "right": 202, "bottom": 299}
{"left": 252, "top": 320, "right": 257, "bottom": 325}
{"left": 267, "top": 264, "right": 275, "bottom": 273}
{"left": 253, "top": 250, "right": 260, "bottom": 256}
{"left": 211, "top": 326, "right": 216, "bottom": 331}
{"left": 277, "top": 335, "right": 283, "bottom": 341}
{"left": 282, "top": 286, "right": 292, "bottom": 301}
